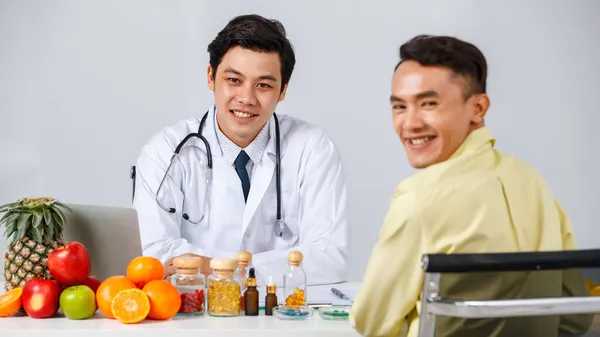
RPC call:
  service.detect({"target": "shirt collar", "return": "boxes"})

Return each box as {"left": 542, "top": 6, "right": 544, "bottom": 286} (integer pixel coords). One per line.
{"left": 213, "top": 109, "right": 271, "bottom": 167}
{"left": 449, "top": 126, "right": 496, "bottom": 160}
{"left": 396, "top": 127, "right": 495, "bottom": 193}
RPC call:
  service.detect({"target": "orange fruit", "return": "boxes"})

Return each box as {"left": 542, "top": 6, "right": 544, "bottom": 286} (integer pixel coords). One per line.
{"left": 142, "top": 280, "right": 181, "bottom": 320}
{"left": 111, "top": 288, "right": 150, "bottom": 324}
{"left": 126, "top": 256, "right": 165, "bottom": 288}
{"left": 96, "top": 275, "right": 137, "bottom": 319}
{"left": 0, "top": 287, "right": 23, "bottom": 317}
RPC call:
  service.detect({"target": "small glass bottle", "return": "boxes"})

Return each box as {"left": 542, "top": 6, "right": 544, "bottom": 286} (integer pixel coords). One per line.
{"left": 207, "top": 258, "right": 242, "bottom": 317}
{"left": 265, "top": 275, "right": 278, "bottom": 316}
{"left": 170, "top": 256, "right": 205, "bottom": 316}
{"left": 244, "top": 267, "right": 259, "bottom": 316}
{"left": 236, "top": 251, "right": 252, "bottom": 312}
{"left": 236, "top": 251, "right": 252, "bottom": 290}
{"left": 283, "top": 251, "right": 307, "bottom": 307}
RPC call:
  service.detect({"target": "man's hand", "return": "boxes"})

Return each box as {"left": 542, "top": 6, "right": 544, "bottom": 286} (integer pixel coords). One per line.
{"left": 163, "top": 253, "right": 213, "bottom": 279}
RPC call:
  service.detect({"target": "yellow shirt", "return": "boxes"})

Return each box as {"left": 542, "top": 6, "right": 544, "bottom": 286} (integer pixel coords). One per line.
{"left": 349, "top": 127, "right": 593, "bottom": 337}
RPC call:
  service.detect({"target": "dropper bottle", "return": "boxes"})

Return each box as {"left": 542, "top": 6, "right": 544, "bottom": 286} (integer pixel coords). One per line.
{"left": 265, "top": 275, "right": 278, "bottom": 316}
{"left": 244, "top": 267, "right": 259, "bottom": 316}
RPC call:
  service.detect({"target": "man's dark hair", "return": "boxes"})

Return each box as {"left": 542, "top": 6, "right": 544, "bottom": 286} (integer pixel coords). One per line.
{"left": 207, "top": 14, "right": 296, "bottom": 92}
{"left": 395, "top": 35, "right": 487, "bottom": 99}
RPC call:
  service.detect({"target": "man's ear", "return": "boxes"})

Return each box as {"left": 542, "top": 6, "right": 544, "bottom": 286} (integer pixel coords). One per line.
{"left": 207, "top": 65, "right": 215, "bottom": 92}
{"left": 278, "top": 82, "right": 289, "bottom": 102}
{"left": 470, "top": 93, "right": 490, "bottom": 126}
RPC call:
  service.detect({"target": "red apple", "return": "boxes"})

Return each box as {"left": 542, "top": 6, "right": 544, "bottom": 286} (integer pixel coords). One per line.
{"left": 48, "top": 241, "right": 91, "bottom": 285}
{"left": 22, "top": 278, "right": 61, "bottom": 318}
{"left": 82, "top": 275, "right": 101, "bottom": 293}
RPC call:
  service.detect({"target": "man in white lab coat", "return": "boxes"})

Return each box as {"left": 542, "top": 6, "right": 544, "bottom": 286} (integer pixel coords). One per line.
{"left": 132, "top": 14, "right": 349, "bottom": 286}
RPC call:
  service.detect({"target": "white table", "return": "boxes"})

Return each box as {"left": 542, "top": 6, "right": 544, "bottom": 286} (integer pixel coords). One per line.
{"left": 2, "top": 311, "right": 360, "bottom": 337}
{"left": 1, "top": 282, "right": 361, "bottom": 337}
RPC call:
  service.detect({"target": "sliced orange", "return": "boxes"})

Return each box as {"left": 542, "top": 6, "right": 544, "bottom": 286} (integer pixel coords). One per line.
{"left": 0, "top": 288, "right": 23, "bottom": 317}
{"left": 97, "top": 275, "right": 137, "bottom": 319}
{"left": 111, "top": 288, "right": 150, "bottom": 324}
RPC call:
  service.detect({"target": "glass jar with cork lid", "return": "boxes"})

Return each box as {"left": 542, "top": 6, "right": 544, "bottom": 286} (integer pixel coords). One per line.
{"left": 283, "top": 251, "right": 307, "bottom": 307}
{"left": 207, "top": 258, "right": 242, "bottom": 317}
{"left": 170, "top": 256, "right": 206, "bottom": 316}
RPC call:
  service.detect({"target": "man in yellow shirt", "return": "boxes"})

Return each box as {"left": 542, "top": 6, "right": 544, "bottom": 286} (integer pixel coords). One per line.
{"left": 349, "top": 35, "right": 593, "bottom": 337}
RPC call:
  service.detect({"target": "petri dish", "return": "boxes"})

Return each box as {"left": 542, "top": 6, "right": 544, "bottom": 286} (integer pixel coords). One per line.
{"left": 273, "top": 305, "right": 314, "bottom": 320}
{"left": 319, "top": 306, "right": 351, "bottom": 320}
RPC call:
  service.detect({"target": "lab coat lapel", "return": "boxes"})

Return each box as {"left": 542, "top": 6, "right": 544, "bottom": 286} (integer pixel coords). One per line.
{"left": 242, "top": 121, "right": 277, "bottom": 235}
{"left": 203, "top": 106, "right": 243, "bottom": 247}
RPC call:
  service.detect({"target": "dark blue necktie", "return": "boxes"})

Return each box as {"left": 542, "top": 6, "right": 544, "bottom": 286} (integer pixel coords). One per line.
{"left": 234, "top": 150, "right": 251, "bottom": 202}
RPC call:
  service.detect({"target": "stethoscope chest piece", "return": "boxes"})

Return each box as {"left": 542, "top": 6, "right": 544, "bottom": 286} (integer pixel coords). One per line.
{"left": 274, "top": 219, "right": 288, "bottom": 238}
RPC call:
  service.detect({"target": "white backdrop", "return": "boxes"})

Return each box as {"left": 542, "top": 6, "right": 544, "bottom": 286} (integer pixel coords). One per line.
{"left": 1, "top": 0, "right": 599, "bottom": 282}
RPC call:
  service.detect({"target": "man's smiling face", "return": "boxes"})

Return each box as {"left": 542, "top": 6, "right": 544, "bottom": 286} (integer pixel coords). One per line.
{"left": 208, "top": 46, "right": 287, "bottom": 148}
{"left": 390, "top": 60, "right": 486, "bottom": 168}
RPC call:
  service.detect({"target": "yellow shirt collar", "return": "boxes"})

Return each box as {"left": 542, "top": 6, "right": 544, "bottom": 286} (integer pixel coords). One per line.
{"left": 397, "top": 127, "right": 496, "bottom": 192}
{"left": 449, "top": 126, "right": 496, "bottom": 160}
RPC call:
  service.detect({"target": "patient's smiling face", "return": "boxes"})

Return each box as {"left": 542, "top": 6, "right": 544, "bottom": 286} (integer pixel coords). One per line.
{"left": 391, "top": 60, "right": 489, "bottom": 169}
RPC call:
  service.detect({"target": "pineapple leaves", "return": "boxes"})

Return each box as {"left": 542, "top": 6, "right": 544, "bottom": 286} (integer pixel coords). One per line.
{"left": 50, "top": 211, "right": 64, "bottom": 232}
{"left": 55, "top": 201, "right": 73, "bottom": 213}
{"left": 42, "top": 208, "right": 55, "bottom": 241}
{"left": 1, "top": 196, "right": 71, "bottom": 243}
{"left": 16, "top": 212, "right": 32, "bottom": 241}
{"left": 0, "top": 201, "right": 19, "bottom": 213}
{"left": 3, "top": 220, "right": 17, "bottom": 240}
{"left": 50, "top": 207, "right": 67, "bottom": 228}
{"left": 0, "top": 211, "right": 12, "bottom": 224}
{"left": 43, "top": 208, "right": 52, "bottom": 227}
{"left": 1, "top": 213, "right": 19, "bottom": 241}
{"left": 47, "top": 220, "right": 55, "bottom": 242}
{"left": 33, "top": 211, "right": 43, "bottom": 229}
{"left": 0, "top": 212, "right": 19, "bottom": 227}
{"left": 30, "top": 226, "right": 43, "bottom": 243}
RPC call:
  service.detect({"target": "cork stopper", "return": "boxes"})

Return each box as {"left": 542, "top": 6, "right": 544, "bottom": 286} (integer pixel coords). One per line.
{"left": 173, "top": 256, "right": 202, "bottom": 275}
{"left": 173, "top": 256, "right": 202, "bottom": 269}
{"left": 287, "top": 251, "right": 303, "bottom": 266}
{"left": 236, "top": 251, "right": 252, "bottom": 266}
{"left": 210, "top": 258, "right": 238, "bottom": 271}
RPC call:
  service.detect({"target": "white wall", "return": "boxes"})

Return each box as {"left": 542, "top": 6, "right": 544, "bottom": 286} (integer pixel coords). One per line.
{"left": 1, "top": 0, "right": 599, "bottom": 282}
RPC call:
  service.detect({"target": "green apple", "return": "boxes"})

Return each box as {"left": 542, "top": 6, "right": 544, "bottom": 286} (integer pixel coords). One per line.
{"left": 59, "top": 285, "right": 97, "bottom": 320}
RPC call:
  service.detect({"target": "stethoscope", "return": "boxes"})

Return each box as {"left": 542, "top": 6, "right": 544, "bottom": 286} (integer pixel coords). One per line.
{"left": 151, "top": 109, "right": 287, "bottom": 238}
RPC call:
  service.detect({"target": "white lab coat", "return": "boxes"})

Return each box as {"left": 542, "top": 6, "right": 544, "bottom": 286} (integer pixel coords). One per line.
{"left": 133, "top": 105, "right": 349, "bottom": 286}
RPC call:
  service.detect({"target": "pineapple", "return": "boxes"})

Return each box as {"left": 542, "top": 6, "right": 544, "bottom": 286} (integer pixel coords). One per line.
{"left": 0, "top": 196, "right": 71, "bottom": 292}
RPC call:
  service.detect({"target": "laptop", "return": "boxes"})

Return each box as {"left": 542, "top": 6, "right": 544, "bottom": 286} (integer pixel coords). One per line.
{"left": 62, "top": 203, "right": 143, "bottom": 281}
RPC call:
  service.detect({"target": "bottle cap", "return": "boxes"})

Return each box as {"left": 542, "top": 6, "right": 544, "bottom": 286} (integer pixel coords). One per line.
{"left": 236, "top": 251, "right": 252, "bottom": 263}
{"left": 210, "top": 258, "right": 238, "bottom": 270}
{"left": 287, "top": 251, "right": 303, "bottom": 263}
{"left": 266, "top": 275, "right": 277, "bottom": 293}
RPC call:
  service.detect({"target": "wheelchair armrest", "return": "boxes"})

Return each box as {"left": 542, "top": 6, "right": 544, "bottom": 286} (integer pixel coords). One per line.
{"left": 421, "top": 249, "right": 600, "bottom": 273}
{"left": 426, "top": 295, "right": 600, "bottom": 319}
